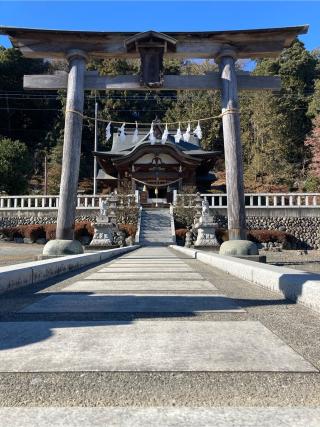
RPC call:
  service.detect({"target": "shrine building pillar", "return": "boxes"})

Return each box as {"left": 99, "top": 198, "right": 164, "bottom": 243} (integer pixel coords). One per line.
{"left": 56, "top": 49, "right": 87, "bottom": 242}
{"left": 217, "top": 46, "right": 246, "bottom": 241}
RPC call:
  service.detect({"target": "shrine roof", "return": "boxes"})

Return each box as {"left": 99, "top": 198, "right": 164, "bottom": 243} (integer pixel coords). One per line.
{"left": 96, "top": 129, "right": 218, "bottom": 159}
{"left": 94, "top": 141, "right": 219, "bottom": 160}
{"left": 0, "top": 25, "right": 308, "bottom": 59}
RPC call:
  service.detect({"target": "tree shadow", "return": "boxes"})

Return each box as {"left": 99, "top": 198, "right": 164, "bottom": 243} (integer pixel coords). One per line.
{"left": 0, "top": 292, "right": 294, "bottom": 351}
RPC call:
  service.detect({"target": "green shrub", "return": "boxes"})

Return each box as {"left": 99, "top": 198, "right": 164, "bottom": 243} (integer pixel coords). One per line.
{"left": 303, "top": 176, "right": 320, "bottom": 192}
{"left": 0, "top": 137, "right": 31, "bottom": 194}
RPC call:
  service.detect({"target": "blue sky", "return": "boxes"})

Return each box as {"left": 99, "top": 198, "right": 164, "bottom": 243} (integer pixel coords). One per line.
{"left": 0, "top": 1, "right": 319, "bottom": 52}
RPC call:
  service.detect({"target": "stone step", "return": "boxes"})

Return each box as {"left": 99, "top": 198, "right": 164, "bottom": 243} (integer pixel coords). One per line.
{"left": 139, "top": 208, "right": 173, "bottom": 246}
{"left": 140, "top": 233, "right": 172, "bottom": 237}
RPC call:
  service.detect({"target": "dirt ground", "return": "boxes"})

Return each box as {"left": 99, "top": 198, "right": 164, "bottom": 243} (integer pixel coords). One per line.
{"left": 0, "top": 242, "right": 44, "bottom": 267}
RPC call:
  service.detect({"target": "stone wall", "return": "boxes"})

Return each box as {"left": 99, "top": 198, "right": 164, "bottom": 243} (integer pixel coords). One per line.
{"left": 0, "top": 216, "right": 96, "bottom": 228}
{"left": 2, "top": 214, "right": 320, "bottom": 249}
{"left": 213, "top": 215, "right": 320, "bottom": 249}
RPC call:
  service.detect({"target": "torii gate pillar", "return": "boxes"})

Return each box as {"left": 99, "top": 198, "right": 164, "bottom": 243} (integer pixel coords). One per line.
{"left": 44, "top": 50, "right": 87, "bottom": 255}
{"left": 218, "top": 47, "right": 246, "bottom": 240}
{"left": 217, "top": 46, "right": 258, "bottom": 255}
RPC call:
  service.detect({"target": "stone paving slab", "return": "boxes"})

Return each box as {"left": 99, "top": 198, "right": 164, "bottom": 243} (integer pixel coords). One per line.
{"left": 85, "top": 272, "right": 202, "bottom": 280}
{"left": 102, "top": 266, "right": 193, "bottom": 272}
{"left": 61, "top": 280, "right": 218, "bottom": 292}
{"left": 0, "top": 321, "right": 315, "bottom": 372}
{"left": 114, "top": 258, "right": 186, "bottom": 262}
{"left": 113, "top": 260, "right": 188, "bottom": 264}
{"left": 0, "top": 407, "right": 319, "bottom": 427}
{"left": 21, "top": 294, "right": 239, "bottom": 313}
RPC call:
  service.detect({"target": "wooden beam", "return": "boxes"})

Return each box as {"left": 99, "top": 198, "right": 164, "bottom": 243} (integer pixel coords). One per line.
{"left": 24, "top": 72, "right": 281, "bottom": 91}
{"left": 2, "top": 25, "right": 308, "bottom": 60}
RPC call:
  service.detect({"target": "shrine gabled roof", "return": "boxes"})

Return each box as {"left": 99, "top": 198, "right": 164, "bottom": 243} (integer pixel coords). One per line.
{"left": 94, "top": 140, "right": 220, "bottom": 166}
{"left": 0, "top": 25, "right": 308, "bottom": 59}
{"left": 97, "top": 129, "right": 219, "bottom": 159}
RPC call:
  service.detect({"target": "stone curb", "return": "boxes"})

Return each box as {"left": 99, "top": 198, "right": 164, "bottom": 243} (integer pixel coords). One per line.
{"left": 170, "top": 245, "right": 320, "bottom": 314}
{"left": 0, "top": 245, "right": 140, "bottom": 294}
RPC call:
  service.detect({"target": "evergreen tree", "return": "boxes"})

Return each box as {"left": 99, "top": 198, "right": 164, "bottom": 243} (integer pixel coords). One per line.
{"left": 0, "top": 137, "right": 31, "bottom": 194}
{"left": 241, "top": 39, "right": 318, "bottom": 189}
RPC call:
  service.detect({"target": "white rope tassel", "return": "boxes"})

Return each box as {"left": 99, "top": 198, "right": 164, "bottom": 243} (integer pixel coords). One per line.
{"left": 149, "top": 122, "right": 156, "bottom": 145}
{"left": 194, "top": 120, "right": 202, "bottom": 140}
{"left": 174, "top": 122, "right": 182, "bottom": 143}
{"left": 119, "top": 123, "right": 126, "bottom": 144}
{"left": 132, "top": 121, "right": 139, "bottom": 144}
{"left": 105, "top": 122, "right": 111, "bottom": 142}
{"left": 183, "top": 122, "right": 191, "bottom": 142}
{"left": 161, "top": 123, "right": 168, "bottom": 144}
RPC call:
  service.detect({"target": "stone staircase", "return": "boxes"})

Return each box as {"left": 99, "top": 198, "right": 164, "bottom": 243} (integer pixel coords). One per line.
{"left": 139, "top": 208, "right": 175, "bottom": 246}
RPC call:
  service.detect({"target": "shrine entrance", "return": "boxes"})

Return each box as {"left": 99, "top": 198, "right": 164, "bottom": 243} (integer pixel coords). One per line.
{"left": 2, "top": 24, "right": 307, "bottom": 254}
{"left": 133, "top": 177, "right": 180, "bottom": 206}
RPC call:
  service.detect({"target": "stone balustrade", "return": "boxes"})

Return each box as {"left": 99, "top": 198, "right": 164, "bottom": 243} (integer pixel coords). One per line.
{"left": 0, "top": 194, "right": 137, "bottom": 211}
{"left": 173, "top": 192, "right": 320, "bottom": 209}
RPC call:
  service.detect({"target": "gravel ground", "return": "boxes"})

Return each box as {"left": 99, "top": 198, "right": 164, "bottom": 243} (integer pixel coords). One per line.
{"left": 263, "top": 249, "right": 320, "bottom": 273}
{"left": 0, "top": 249, "right": 320, "bottom": 407}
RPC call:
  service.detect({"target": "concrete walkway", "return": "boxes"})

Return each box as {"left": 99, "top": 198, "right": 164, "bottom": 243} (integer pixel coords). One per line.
{"left": 0, "top": 246, "right": 320, "bottom": 425}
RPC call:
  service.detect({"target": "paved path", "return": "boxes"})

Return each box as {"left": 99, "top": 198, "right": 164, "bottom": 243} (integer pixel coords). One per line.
{"left": 0, "top": 246, "right": 320, "bottom": 426}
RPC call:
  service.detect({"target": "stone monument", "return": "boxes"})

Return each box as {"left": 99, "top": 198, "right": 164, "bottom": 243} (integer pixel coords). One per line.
{"left": 193, "top": 198, "right": 219, "bottom": 248}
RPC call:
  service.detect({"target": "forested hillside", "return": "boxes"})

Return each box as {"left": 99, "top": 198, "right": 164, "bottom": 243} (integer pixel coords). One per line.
{"left": 0, "top": 38, "right": 319, "bottom": 195}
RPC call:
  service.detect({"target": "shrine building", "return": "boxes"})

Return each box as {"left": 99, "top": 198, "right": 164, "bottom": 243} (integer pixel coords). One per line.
{"left": 95, "top": 123, "right": 220, "bottom": 203}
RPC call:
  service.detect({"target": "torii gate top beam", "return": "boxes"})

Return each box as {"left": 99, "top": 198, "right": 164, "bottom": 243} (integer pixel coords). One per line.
{"left": 0, "top": 25, "right": 308, "bottom": 60}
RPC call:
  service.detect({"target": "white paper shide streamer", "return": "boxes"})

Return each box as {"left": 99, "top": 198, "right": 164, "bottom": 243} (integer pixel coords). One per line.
{"left": 174, "top": 123, "right": 182, "bottom": 143}
{"left": 149, "top": 122, "right": 156, "bottom": 145}
{"left": 119, "top": 123, "right": 126, "bottom": 144}
{"left": 194, "top": 121, "right": 202, "bottom": 140}
{"left": 105, "top": 122, "right": 111, "bottom": 142}
{"left": 161, "top": 123, "right": 168, "bottom": 144}
{"left": 132, "top": 121, "right": 139, "bottom": 144}
{"left": 183, "top": 122, "right": 191, "bottom": 142}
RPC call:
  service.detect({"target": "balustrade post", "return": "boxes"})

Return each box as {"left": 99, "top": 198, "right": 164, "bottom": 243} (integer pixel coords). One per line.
{"left": 266, "top": 195, "right": 269, "bottom": 207}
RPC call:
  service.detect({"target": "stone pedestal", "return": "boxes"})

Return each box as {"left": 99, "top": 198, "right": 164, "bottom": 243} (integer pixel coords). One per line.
{"left": 90, "top": 217, "right": 117, "bottom": 247}
{"left": 194, "top": 216, "right": 219, "bottom": 248}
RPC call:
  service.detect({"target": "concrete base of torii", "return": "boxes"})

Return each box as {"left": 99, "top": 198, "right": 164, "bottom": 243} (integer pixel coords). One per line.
{"left": 42, "top": 239, "right": 84, "bottom": 257}
{"left": 219, "top": 240, "right": 258, "bottom": 256}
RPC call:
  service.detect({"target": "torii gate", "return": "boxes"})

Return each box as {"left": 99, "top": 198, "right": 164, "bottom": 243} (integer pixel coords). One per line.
{"left": 0, "top": 25, "right": 308, "bottom": 255}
